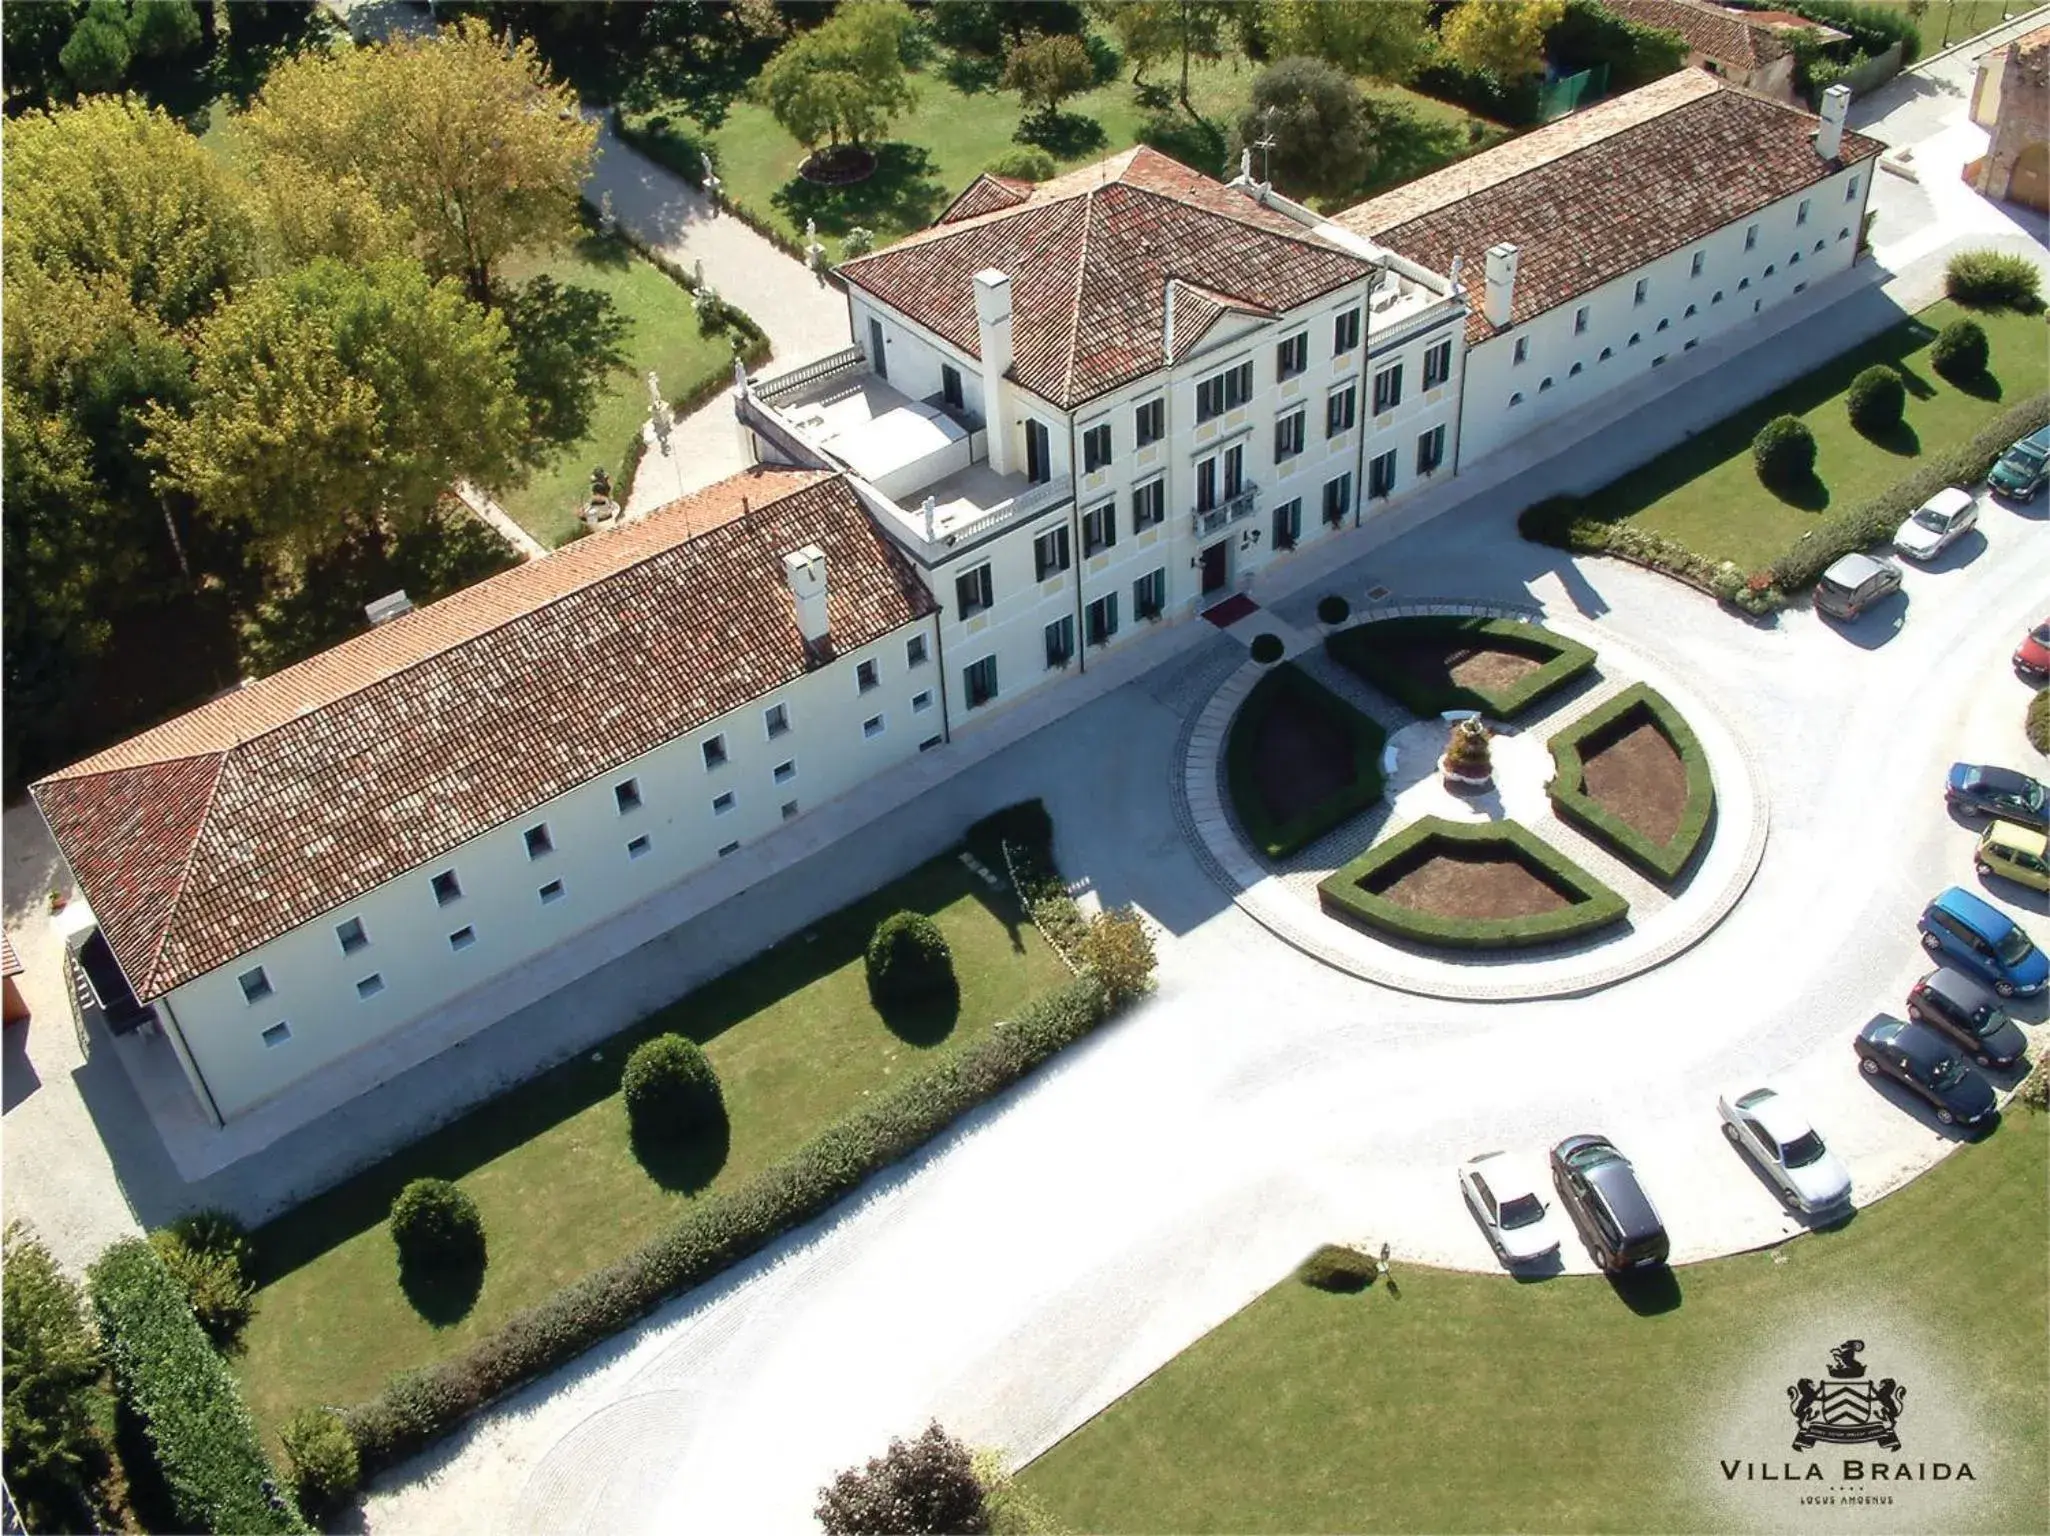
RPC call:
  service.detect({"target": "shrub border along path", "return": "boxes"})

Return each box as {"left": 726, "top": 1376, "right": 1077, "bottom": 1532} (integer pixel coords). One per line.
{"left": 1223, "top": 663, "right": 1388, "bottom": 861}
{"left": 1546, "top": 682, "right": 1717, "bottom": 888}
{"left": 1316, "top": 816, "right": 1629, "bottom": 950}
{"left": 1325, "top": 614, "right": 1598, "bottom": 720}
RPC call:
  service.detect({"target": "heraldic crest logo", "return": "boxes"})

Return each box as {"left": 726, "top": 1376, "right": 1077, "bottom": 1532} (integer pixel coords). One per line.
{"left": 1788, "top": 1340, "right": 1907, "bottom": 1452}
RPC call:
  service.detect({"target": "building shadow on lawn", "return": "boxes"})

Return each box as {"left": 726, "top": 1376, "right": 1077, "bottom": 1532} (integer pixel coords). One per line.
{"left": 772, "top": 142, "right": 946, "bottom": 238}
{"left": 399, "top": 1249, "right": 489, "bottom": 1327}
{"left": 1607, "top": 1265, "right": 1682, "bottom": 1316}
{"left": 630, "top": 1107, "right": 732, "bottom": 1195}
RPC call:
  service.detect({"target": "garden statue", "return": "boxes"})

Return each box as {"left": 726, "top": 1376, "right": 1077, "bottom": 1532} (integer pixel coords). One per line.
{"left": 1439, "top": 715, "right": 1495, "bottom": 794}
{"left": 598, "top": 189, "right": 616, "bottom": 236}
{"left": 590, "top": 466, "right": 611, "bottom": 502}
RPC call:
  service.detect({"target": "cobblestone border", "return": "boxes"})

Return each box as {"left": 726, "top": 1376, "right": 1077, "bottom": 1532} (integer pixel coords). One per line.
{"left": 1175, "top": 598, "right": 1771, "bottom": 1001}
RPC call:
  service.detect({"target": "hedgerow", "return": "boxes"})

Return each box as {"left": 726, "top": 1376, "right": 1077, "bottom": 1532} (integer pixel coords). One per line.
{"left": 1224, "top": 663, "right": 1387, "bottom": 860}
{"left": 1547, "top": 684, "right": 1717, "bottom": 887}
{"left": 1325, "top": 616, "right": 1596, "bottom": 720}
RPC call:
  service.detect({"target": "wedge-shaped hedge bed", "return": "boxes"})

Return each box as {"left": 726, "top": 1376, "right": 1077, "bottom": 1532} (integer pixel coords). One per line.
{"left": 87, "top": 1240, "right": 307, "bottom": 1534}
{"left": 1225, "top": 663, "right": 1388, "bottom": 860}
{"left": 1317, "top": 817, "right": 1628, "bottom": 949}
{"left": 1326, "top": 616, "right": 1596, "bottom": 721}
{"left": 1547, "top": 683, "right": 1716, "bottom": 888}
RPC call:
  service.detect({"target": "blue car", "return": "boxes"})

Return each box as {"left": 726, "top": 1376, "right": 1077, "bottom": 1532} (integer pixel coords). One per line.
{"left": 1918, "top": 887, "right": 2049, "bottom": 998}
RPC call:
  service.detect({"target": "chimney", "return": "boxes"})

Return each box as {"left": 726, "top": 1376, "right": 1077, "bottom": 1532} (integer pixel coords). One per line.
{"left": 1814, "top": 83, "right": 1850, "bottom": 161}
{"left": 973, "top": 269, "right": 1014, "bottom": 476}
{"left": 1163, "top": 276, "right": 1178, "bottom": 366}
{"left": 364, "top": 590, "right": 413, "bottom": 626}
{"left": 782, "top": 545, "right": 830, "bottom": 657}
{"left": 1483, "top": 242, "right": 1519, "bottom": 330}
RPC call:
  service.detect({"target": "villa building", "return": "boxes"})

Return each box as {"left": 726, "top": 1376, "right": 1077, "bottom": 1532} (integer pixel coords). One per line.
{"left": 35, "top": 70, "right": 1885, "bottom": 1129}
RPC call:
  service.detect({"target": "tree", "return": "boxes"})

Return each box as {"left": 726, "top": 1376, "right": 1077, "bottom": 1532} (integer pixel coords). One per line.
{"left": 1000, "top": 30, "right": 1094, "bottom": 123}
{"left": 1261, "top": 0, "right": 1430, "bottom": 82}
{"left": 500, "top": 275, "right": 630, "bottom": 460}
{"left": 1438, "top": 0, "right": 1565, "bottom": 82}
{"left": 1077, "top": 906, "right": 1157, "bottom": 1007}
{"left": 148, "top": 258, "right": 528, "bottom": 565}
{"left": 1087, "top": 0, "right": 1179, "bottom": 86}
{"left": 1231, "top": 57, "right": 1376, "bottom": 201}
{"left": 127, "top": 0, "right": 202, "bottom": 61}
{"left": 753, "top": 0, "right": 917, "bottom": 152}
{"left": 816, "top": 1422, "right": 990, "bottom": 1536}
{"left": 57, "top": 0, "right": 131, "bottom": 92}
{"left": 3, "top": 1, "right": 85, "bottom": 113}
{"left": 245, "top": 16, "right": 595, "bottom": 305}
{"left": 3, "top": 1223, "right": 108, "bottom": 1533}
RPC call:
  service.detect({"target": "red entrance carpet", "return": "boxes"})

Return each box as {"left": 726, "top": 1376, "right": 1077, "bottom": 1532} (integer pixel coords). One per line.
{"left": 1202, "top": 593, "right": 1259, "bottom": 627}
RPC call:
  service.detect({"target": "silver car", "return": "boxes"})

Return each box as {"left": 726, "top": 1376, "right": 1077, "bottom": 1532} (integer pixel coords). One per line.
{"left": 1893, "top": 486, "right": 1977, "bottom": 561}
{"left": 1716, "top": 1087, "right": 1852, "bottom": 1214}
{"left": 1458, "top": 1151, "right": 1561, "bottom": 1265}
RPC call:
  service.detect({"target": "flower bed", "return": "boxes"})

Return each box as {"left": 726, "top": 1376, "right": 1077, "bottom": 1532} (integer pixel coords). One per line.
{"left": 1325, "top": 616, "right": 1597, "bottom": 721}
{"left": 1224, "top": 664, "right": 1388, "bottom": 861}
{"left": 1317, "top": 817, "right": 1628, "bottom": 950}
{"left": 1546, "top": 683, "right": 1716, "bottom": 888}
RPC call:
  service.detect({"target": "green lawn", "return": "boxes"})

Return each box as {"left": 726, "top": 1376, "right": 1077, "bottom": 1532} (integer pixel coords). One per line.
{"left": 493, "top": 231, "right": 743, "bottom": 547}
{"left": 1904, "top": 0, "right": 2030, "bottom": 54}
{"left": 233, "top": 855, "right": 1069, "bottom": 1442}
{"left": 1023, "top": 1112, "right": 2049, "bottom": 1533}
{"left": 623, "top": 49, "right": 1507, "bottom": 259}
{"left": 1575, "top": 299, "right": 2050, "bottom": 569}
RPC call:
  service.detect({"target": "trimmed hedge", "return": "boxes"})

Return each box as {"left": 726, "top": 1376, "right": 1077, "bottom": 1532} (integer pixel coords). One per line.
{"left": 1931, "top": 318, "right": 1988, "bottom": 383}
{"left": 1546, "top": 683, "right": 1716, "bottom": 887}
{"left": 1325, "top": 616, "right": 1597, "bottom": 722}
{"left": 621, "top": 1034, "right": 724, "bottom": 1142}
{"left": 1224, "top": 663, "right": 1387, "bottom": 861}
{"left": 1752, "top": 414, "right": 1816, "bottom": 490}
{"left": 281, "top": 1407, "right": 360, "bottom": 1525}
{"left": 865, "top": 911, "right": 956, "bottom": 1007}
{"left": 389, "top": 1179, "right": 485, "bottom": 1272}
{"left": 343, "top": 976, "right": 1120, "bottom": 1473}
{"left": 1297, "top": 1243, "right": 1377, "bottom": 1292}
{"left": 1248, "top": 632, "right": 1285, "bottom": 665}
{"left": 1846, "top": 365, "right": 1905, "bottom": 435}
{"left": 1316, "top": 593, "right": 1351, "bottom": 626}
{"left": 1317, "top": 817, "right": 1628, "bottom": 949}
{"left": 86, "top": 1240, "right": 305, "bottom": 1534}
{"left": 1944, "top": 249, "right": 2041, "bottom": 311}
{"left": 2028, "top": 690, "right": 2048, "bottom": 756}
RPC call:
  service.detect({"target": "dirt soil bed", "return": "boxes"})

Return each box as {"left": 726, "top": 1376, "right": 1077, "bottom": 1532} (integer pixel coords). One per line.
{"left": 1252, "top": 691, "right": 1356, "bottom": 825}
{"left": 1371, "top": 850, "right": 1570, "bottom": 919}
{"left": 1381, "top": 638, "right": 1542, "bottom": 699}
{"left": 1581, "top": 719, "right": 1688, "bottom": 845}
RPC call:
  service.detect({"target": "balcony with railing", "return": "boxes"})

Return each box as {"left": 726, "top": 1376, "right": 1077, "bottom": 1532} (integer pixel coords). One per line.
{"left": 1191, "top": 481, "right": 1260, "bottom": 538}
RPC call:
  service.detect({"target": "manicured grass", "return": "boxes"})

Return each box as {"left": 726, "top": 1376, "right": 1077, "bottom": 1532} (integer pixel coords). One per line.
{"left": 623, "top": 47, "right": 1506, "bottom": 258}
{"left": 1908, "top": 0, "right": 2026, "bottom": 54}
{"left": 1224, "top": 663, "right": 1388, "bottom": 861}
{"left": 494, "top": 231, "right": 742, "bottom": 547}
{"left": 232, "top": 855, "right": 1069, "bottom": 1443}
{"left": 1548, "top": 682, "right": 1716, "bottom": 888}
{"left": 1576, "top": 300, "right": 2050, "bottom": 570}
{"left": 1023, "top": 1112, "right": 2049, "bottom": 1533}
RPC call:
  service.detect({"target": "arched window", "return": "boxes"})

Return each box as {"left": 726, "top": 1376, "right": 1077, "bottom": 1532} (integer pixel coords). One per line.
{"left": 1712, "top": 290, "right": 1724, "bottom": 304}
{"left": 1790, "top": 251, "right": 1802, "bottom": 265}
{"left": 1813, "top": 239, "right": 1825, "bottom": 253}
{"left": 1628, "top": 332, "right": 1641, "bottom": 347}
{"left": 1539, "top": 376, "right": 1554, "bottom": 392}
{"left": 1684, "top": 303, "right": 1697, "bottom": 318}
{"left": 1509, "top": 391, "right": 1524, "bottom": 407}
{"left": 1740, "top": 277, "right": 1752, "bottom": 290}
{"left": 1569, "top": 361, "right": 1584, "bottom": 376}
{"left": 1684, "top": 338, "right": 1698, "bottom": 351}
{"left": 1656, "top": 318, "right": 1670, "bottom": 332}
{"left": 1765, "top": 263, "right": 1777, "bottom": 276}
{"left": 1599, "top": 346, "right": 1613, "bottom": 361}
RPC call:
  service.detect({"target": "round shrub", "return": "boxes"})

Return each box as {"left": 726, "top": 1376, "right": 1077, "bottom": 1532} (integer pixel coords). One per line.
{"left": 621, "top": 1034, "right": 724, "bottom": 1143}
{"left": 1296, "top": 1243, "right": 1377, "bottom": 1292}
{"left": 282, "top": 1406, "right": 360, "bottom": 1523}
{"left": 1930, "top": 317, "right": 1989, "bottom": 383}
{"left": 388, "top": 1179, "right": 484, "bottom": 1270}
{"left": 865, "top": 911, "right": 956, "bottom": 1009}
{"left": 1316, "top": 593, "right": 1351, "bottom": 625}
{"left": 1845, "top": 364, "right": 1905, "bottom": 434}
{"left": 839, "top": 226, "right": 876, "bottom": 259}
{"left": 1249, "top": 632, "right": 1285, "bottom": 664}
{"left": 1944, "top": 248, "right": 2041, "bottom": 310}
{"left": 1751, "top": 414, "right": 1816, "bottom": 490}
{"left": 985, "top": 146, "right": 1056, "bottom": 181}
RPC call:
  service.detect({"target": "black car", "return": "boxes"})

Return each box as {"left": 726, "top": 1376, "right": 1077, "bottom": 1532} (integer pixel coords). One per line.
{"left": 1945, "top": 764, "right": 2048, "bottom": 831}
{"left": 1549, "top": 1135, "right": 1669, "bottom": 1273}
{"left": 1906, "top": 968, "right": 2030, "bottom": 1069}
{"left": 1853, "top": 1019, "right": 1998, "bottom": 1127}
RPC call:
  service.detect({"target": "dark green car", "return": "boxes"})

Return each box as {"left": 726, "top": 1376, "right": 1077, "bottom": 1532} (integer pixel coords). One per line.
{"left": 1989, "top": 425, "right": 2049, "bottom": 501}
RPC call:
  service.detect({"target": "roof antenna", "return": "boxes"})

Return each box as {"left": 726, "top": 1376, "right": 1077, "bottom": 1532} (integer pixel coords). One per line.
{"left": 1253, "top": 107, "right": 1278, "bottom": 201}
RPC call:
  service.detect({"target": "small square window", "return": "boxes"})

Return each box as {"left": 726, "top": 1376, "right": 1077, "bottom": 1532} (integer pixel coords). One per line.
{"left": 856, "top": 659, "right": 880, "bottom": 693}
{"left": 863, "top": 714, "right": 885, "bottom": 739}
{"left": 774, "top": 759, "right": 796, "bottom": 784}
{"left": 920, "top": 735, "right": 944, "bottom": 752}
{"left": 356, "top": 973, "right": 385, "bottom": 1000}
{"left": 524, "top": 823, "right": 553, "bottom": 859}
{"left": 449, "top": 926, "right": 477, "bottom": 952}
{"left": 336, "top": 917, "right": 368, "bottom": 955}
{"left": 702, "top": 735, "right": 728, "bottom": 769}
{"left": 239, "top": 967, "right": 272, "bottom": 1004}
{"left": 905, "top": 635, "right": 928, "bottom": 668}
{"left": 718, "top": 840, "right": 741, "bottom": 857}
{"left": 781, "top": 800, "right": 800, "bottom": 821}
{"left": 538, "top": 879, "right": 566, "bottom": 905}
{"left": 615, "top": 777, "right": 642, "bottom": 814}
{"left": 432, "top": 869, "right": 462, "bottom": 906}
{"left": 261, "top": 1021, "right": 291, "bottom": 1048}
{"left": 712, "top": 791, "right": 736, "bottom": 815}
{"left": 912, "top": 690, "right": 933, "bottom": 713}
{"left": 627, "top": 834, "right": 653, "bottom": 860}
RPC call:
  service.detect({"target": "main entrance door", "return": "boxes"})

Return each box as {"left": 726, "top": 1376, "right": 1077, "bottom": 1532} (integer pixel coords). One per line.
{"left": 1200, "top": 540, "right": 1229, "bottom": 595}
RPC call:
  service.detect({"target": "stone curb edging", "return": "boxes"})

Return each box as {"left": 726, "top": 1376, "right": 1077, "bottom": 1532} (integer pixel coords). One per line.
{"left": 1173, "top": 598, "right": 1772, "bottom": 1001}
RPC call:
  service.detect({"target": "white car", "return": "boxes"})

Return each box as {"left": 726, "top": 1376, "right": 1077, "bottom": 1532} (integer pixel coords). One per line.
{"left": 1458, "top": 1151, "right": 1561, "bottom": 1265}
{"left": 1892, "top": 486, "right": 1977, "bottom": 561}
{"left": 1716, "top": 1087, "right": 1852, "bottom": 1215}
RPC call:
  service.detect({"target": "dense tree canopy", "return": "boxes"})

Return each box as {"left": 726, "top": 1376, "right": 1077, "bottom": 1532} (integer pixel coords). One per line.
{"left": 2, "top": 1224, "right": 108, "bottom": 1533}
{"left": 1001, "top": 30, "right": 1095, "bottom": 123}
{"left": 1260, "top": 0, "right": 1431, "bottom": 82}
{"left": 754, "top": 0, "right": 917, "bottom": 150}
{"left": 1439, "top": 0, "right": 1566, "bottom": 82}
{"left": 1232, "top": 56, "right": 1376, "bottom": 202}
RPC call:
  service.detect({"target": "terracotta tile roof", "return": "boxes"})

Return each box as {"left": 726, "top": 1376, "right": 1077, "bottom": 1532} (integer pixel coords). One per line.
{"left": 937, "top": 173, "right": 1034, "bottom": 223}
{"left": 840, "top": 146, "right": 1373, "bottom": 407}
{"left": 33, "top": 469, "right": 936, "bottom": 998}
{"left": 1335, "top": 71, "right": 1883, "bottom": 345}
{"left": 1605, "top": 0, "right": 1786, "bottom": 69}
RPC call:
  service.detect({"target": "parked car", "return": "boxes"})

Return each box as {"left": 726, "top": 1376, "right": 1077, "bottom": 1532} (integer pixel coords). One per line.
{"left": 1892, "top": 486, "right": 1977, "bottom": 561}
{"left": 1945, "top": 763, "right": 2048, "bottom": 830}
{"left": 1549, "top": 1135, "right": 1669, "bottom": 1273}
{"left": 1715, "top": 1087, "right": 1852, "bottom": 1214}
{"left": 1813, "top": 553, "right": 1902, "bottom": 619}
{"left": 1906, "top": 966, "right": 2029, "bottom": 1068}
{"left": 1458, "top": 1152, "right": 1561, "bottom": 1265}
{"left": 1917, "top": 885, "right": 2049, "bottom": 998}
{"left": 2015, "top": 620, "right": 2050, "bottom": 683}
{"left": 1977, "top": 820, "right": 2050, "bottom": 894}
{"left": 1854, "top": 1018, "right": 1997, "bottom": 1127}
{"left": 1988, "top": 424, "right": 2050, "bottom": 501}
